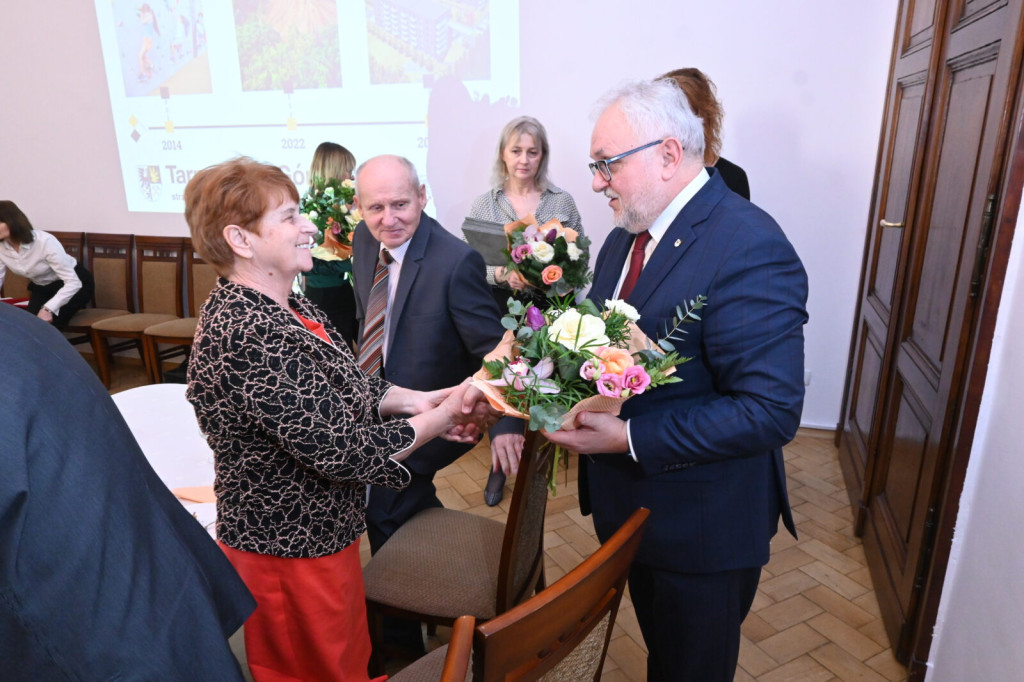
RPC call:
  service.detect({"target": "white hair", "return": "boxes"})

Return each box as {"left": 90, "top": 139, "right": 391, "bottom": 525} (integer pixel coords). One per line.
{"left": 593, "top": 78, "right": 705, "bottom": 163}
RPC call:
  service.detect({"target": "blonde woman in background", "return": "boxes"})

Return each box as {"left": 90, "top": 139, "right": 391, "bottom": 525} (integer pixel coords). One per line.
{"left": 304, "top": 141, "right": 360, "bottom": 346}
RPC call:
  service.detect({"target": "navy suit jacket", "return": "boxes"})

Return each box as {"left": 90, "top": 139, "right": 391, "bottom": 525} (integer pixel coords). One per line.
{"left": 353, "top": 213, "right": 517, "bottom": 475}
{"left": 583, "top": 169, "right": 806, "bottom": 573}
{"left": 0, "top": 305, "right": 254, "bottom": 680}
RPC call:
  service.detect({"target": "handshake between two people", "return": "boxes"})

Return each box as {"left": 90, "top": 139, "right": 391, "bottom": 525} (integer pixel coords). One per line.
{"left": 383, "top": 380, "right": 504, "bottom": 461}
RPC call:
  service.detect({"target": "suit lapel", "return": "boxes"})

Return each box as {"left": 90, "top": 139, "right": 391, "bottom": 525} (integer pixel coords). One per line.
{"left": 591, "top": 229, "right": 632, "bottom": 303}
{"left": 627, "top": 172, "right": 727, "bottom": 310}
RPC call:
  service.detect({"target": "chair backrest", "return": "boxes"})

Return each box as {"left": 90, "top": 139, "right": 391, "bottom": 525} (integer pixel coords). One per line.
{"left": 496, "top": 430, "right": 552, "bottom": 614}
{"left": 85, "top": 233, "right": 134, "bottom": 311}
{"left": 441, "top": 615, "right": 475, "bottom": 682}
{"left": 50, "top": 231, "right": 85, "bottom": 265}
{"left": 135, "top": 236, "right": 184, "bottom": 316}
{"left": 474, "top": 508, "right": 650, "bottom": 682}
{"left": 184, "top": 238, "right": 218, "bottom": 317}
{"left": 2, "top": 272, "right": 31, "bottom": 298}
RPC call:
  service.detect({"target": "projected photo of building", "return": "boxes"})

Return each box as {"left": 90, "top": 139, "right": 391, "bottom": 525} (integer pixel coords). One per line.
{"left": 366, "top": 0, "right": 490, "bottom": 84}
{"left": 233, "top": 0, "right": 343, "bottom": 91}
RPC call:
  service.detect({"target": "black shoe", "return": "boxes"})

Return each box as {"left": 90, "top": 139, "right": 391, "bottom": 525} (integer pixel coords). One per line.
{"left": 484, "top": 470, "right": 506, "bottom": 506}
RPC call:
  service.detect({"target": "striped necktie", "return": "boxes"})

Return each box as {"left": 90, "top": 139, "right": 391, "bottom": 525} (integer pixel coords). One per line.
{"left": 358, "top": 249, "right": 392, "bottom": 376}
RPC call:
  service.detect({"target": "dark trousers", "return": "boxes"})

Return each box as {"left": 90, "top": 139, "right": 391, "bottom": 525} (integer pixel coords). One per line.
{"left": 628, "top": 563, "right": 762, "bottom": 682}
{"left": 27, "top": 264, "right": 94, "bottom": 330}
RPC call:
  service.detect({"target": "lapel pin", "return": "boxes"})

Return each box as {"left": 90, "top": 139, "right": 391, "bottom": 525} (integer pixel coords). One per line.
{"left": 674, "top": 239, "right": 682, "bottom": 247}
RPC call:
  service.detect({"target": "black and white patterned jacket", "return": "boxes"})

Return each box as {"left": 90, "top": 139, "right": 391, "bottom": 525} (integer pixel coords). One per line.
{"left": 187, "top": 280, "right": 412, "bottom": 558}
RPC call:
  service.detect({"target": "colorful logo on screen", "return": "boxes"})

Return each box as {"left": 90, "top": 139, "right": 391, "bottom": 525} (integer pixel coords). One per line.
{"left": 137, "top": 165, "right": 163, "bottom": 202}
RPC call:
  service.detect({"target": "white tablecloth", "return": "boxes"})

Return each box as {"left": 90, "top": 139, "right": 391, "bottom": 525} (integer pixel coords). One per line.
{"left": 112, "top": 383, "right": 217, "bottom": 535}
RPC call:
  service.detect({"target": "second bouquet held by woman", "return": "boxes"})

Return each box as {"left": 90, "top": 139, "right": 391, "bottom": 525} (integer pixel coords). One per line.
{"left": 474, "top": 295, "right": 707, "bottom": 491}
{"left": 502, "top": 215, "right": 591, "bottom": 302}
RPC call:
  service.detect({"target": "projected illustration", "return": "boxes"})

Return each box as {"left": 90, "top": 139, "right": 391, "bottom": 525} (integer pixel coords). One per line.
{"left": 93, "top": 0, "right": 519, "bottom": 213}
{"left": 365, "top": 0, "right": 491, "bottom": 84}
{"left": 233, "top": 0, "right": 343, "bottom": 91}
{"left": 110, "top": 0, "right": 210, "bottom": 97}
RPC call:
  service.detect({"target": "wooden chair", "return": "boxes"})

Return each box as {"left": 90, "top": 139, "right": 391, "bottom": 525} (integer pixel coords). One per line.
{"left": 362, "top": 431, "right": 552, "bottom": 675}
{"left": 1, "top": 272, "right": 31, "bottom": 299}
{"left": 142, "top": 239, "right": 218, "bottom": 382}
{"left": 90, "top": 236, "right": 184, "bottom": 387}
{"left": 50, "top": 230, "right": 85, "bottom": 263}
{"left": 388, "top": 616, "right": 475, "bottom": 682}
{"left": 65, "top": 234, "right": 134, "bottom": 346}
{"left": 394, "top": 508, "right": 650, "bottom": 682}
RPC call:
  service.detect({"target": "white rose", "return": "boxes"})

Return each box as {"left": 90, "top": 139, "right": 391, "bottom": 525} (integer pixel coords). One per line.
{"left": 308, "top": 210, "right": 319, "bottom": 220}
{"left": 604, "top": 299, "right": 640, "bottom": 322}
{"left": 530, "top": 241, "right": 555, "bottom": 263}
{"left": 566, "top": 242, "right": 582, "bottom": 261}
{"left": 324, "top": 186, "right": 335, "bottom": 196}
{"left": 548, "top": 309, "right": 610, "bottom": 351}
{"left": 342, "top": 178, "right": 355, "bottom": 188}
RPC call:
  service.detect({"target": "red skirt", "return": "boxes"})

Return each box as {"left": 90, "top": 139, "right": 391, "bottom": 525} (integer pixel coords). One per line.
{"left": 220, "top": 539, "right": 384, "bottom": 682}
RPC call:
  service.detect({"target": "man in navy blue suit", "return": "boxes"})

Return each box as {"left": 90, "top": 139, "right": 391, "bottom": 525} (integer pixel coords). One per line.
{"left": 0, "top": 303, "right": 255, "bottom": 680}
{"left": 545, "top": 78, "right": 808, "bottom": 681}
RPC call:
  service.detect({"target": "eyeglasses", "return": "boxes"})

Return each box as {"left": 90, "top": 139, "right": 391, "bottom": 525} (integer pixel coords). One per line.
{"left": 588, "top": 140, "right": 663, "bottom": 182}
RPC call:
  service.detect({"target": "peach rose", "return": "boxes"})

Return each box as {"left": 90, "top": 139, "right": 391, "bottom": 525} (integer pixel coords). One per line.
{"left": 541, "top": 265, "right": 563, "bottom": 285}
{"left": 595, "top": 346, "right": 635, "bottom": 375}
{"left": 562, "top": 228, "right": 579, "bottom": 243}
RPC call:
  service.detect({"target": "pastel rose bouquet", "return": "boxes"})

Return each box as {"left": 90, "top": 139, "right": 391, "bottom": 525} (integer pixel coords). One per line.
{"left": 473, "top": 295, "right": 707, "bottom": 492}
{"left": 299, "top": 177, "right": 361, "bottom": 261}
{"left": 503, "top": 215, "right": 591, "bottom": 299}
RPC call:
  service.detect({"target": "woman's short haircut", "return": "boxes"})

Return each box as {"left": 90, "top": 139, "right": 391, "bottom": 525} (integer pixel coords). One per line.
{"left": 0, "top": 200, "right": 36, "bottom": 244}
{"left": 309, "top": 142, "right": 357, "bottom": 185}
{"left": 661, "top": 68, "right": 723, "bottom": 165}
{"left": 491, "top": 116, "right": 551, "bottom": 190}
{"left": 184, "top": 157, "right": 298, "bottom": 276}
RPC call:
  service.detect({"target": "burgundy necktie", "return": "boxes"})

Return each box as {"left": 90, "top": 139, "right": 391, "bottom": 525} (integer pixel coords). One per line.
{"left": 357, "top": 249, "right": 392, "bottom": 376}
{"left": 618, "top": 231, "right": 651, "bottom": 301}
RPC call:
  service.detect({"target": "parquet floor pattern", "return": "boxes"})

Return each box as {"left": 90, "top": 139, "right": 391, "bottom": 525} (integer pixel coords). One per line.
{"left": 106, "top": 359, "right": 907, "bottom": 681}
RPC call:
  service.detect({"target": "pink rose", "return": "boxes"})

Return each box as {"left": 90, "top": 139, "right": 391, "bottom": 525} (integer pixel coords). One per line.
{"left": 596, "top": 372, "right": 623, "bottom": 398}
{"left": 621, "top": 365, "right": 651, "bottom": 395}
{"left": 541, "top": 265, "right": 563, "bottom": 285}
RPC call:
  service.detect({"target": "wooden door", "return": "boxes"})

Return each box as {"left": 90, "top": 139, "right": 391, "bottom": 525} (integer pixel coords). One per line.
{"left": 838, "top": 0, "right": 1024, "bottom": 669}
{"left": 838, "top": 0, "right": 945, "bottom": 520}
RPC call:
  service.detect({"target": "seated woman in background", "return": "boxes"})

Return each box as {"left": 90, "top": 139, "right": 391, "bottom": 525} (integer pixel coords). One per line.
{"left": 303, "top": 141, "right": 360, "bottom": 347}
{"left": 467, "top": 115, "right": 584, "bottom": 506}
{"left": 0, "top": 199, "right": 94, "bottom": 329}
{"left": 661, "top": 67, "right": 751, "bottom": 199}
{"left": 184, "top": 157, "right": 498, "bottom": 681}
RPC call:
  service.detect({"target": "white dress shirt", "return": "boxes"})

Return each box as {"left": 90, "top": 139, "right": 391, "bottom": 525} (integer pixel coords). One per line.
{"left": 0, "top": 230, "right": 82, "bottom": 314}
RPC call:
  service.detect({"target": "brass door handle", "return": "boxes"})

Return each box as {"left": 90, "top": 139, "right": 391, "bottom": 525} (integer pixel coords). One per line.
{"left": 880, "top": 219, "right": 904, "bottom": 228}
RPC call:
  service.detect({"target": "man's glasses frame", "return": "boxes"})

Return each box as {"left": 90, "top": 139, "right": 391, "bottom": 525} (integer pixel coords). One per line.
{"left": 588, "top": 139, "right": 664, "bottom": 182}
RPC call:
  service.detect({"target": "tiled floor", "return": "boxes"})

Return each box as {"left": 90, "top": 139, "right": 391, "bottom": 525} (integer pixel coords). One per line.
{"left": 106, "top": 357, "right": 908, "bottom": 681}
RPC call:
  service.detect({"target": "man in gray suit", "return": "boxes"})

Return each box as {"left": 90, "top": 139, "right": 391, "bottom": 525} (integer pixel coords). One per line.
{"left": 351, "top": 154, "right": 523, "bottom": 554}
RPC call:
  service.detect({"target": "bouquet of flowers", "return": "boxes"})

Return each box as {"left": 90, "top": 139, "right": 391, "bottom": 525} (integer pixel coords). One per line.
{"left": 299, "top": 176, "right": 360, "bottom": 262}
{"left": 503, "top": 215, "right": 591, "bottom": 299}
{"left": 473, "top": 295, "right": 707, "bottom": 492}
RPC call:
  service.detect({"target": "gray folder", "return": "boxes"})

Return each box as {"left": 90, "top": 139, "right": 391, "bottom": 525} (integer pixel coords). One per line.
{"left": 461, "top": 217, "right": 509, "bottom": 266}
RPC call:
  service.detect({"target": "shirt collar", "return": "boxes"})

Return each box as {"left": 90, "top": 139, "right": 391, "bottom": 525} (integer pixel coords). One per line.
{"left": 647, "top": 168, "right": 709, "bottom": 244}
{"left": 380, "top": 235, "right": 412, "bottom": 265}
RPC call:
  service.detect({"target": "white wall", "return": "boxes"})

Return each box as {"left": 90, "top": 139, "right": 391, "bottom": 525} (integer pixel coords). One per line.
{"left": 925, "top": 213, "right": 1024, "bottom": 679}
{"left": 0, "top": 1, "right": 898, "bottom": 429}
